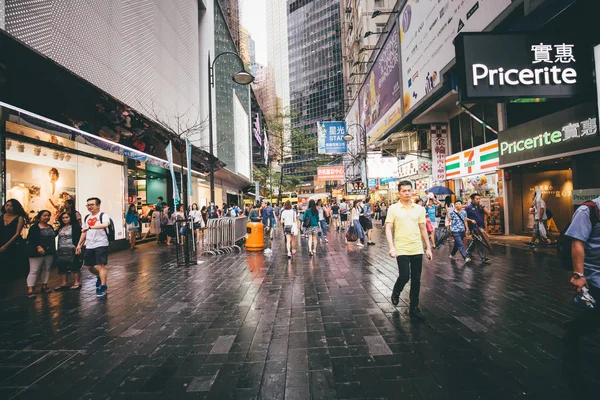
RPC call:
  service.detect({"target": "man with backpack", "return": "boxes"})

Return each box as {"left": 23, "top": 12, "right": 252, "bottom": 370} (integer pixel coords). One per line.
{"left": 76, "top": 197, "right": 113, "bottom": 298}
{"left": 564, "top": 196, "right": 600, "bottom": 347}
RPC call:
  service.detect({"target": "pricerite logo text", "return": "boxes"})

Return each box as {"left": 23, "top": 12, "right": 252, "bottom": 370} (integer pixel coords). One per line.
{"left": 473, "top": 43, "right": 577, "bottom": 87}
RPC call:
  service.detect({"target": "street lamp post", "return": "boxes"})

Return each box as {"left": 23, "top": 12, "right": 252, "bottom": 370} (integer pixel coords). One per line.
{"left": 207, "top": 51, "right": 255, "bottom": 204}
{"left": 343, "top": 123, "right": 368, "bottom": 194}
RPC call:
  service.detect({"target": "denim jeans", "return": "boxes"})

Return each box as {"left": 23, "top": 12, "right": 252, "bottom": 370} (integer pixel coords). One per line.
{"left": 466, "top": 237, "right": 486, "bottom": 260}
{"left": 318, "top": 219, "right": 327, "bottom": 237}
{"left": 392, "top": 254, "right": 423, "bottom": 309}
{"left": 451, "top": 231, "right": 467, "bottom": 259}
{"left": 353, "top": 219, "right": 365, "bottom": 240}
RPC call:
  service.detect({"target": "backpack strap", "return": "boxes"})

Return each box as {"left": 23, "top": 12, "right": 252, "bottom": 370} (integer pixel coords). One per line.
{"left": 583, "top": 201, "right": 599, "bottom": 226}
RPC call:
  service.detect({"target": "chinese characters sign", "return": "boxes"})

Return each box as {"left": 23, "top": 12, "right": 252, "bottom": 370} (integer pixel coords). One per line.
{"left": 498, "top": 102, "right": 600, "bottom": 167}
{"left": 317, "top": 121, "right": 347, "bottom": 154}
{"left": 456, "top": 33, "right": 593, "bottom": 101}
{"left": 347, "top": 181, "right": 367, "bottom": 196}
{"left": 431, "top": 125, "right": 448, "bottom": 182}
{"left": 317, "top": 166, "right": 345, "bottom": 181}
{"left": 366, "top": 152, "right": 399, "bottom": 179}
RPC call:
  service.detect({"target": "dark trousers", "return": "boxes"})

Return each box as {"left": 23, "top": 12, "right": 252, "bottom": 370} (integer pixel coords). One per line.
{"left": 566, "top": 285, "right": 600, "bottom": 339}
{"left": 466, "top": 237, "right": 486, "bottom": 260}
{"left": 451, "top": 231, "right": 467, "bottom": 259}
{"left": 392, "top": 254, "right": 423, "bottom": 308}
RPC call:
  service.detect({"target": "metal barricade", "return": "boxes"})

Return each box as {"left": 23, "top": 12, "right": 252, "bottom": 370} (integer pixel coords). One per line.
{"left": 201, "top": 216, "right": 247, "bottom": 256}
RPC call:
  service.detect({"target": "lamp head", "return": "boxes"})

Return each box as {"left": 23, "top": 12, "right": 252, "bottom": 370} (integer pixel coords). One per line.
{"left": 342, "top": 134, "right": 354, "bottom": 142}
{"left": 232, "top": 70, "right": 255, "bottom": 85}
{"left": 364, "top": 31, "right": 373, "bottom": 38}
{"left": 372, "top": 10, "right": 381, "bottom": 18}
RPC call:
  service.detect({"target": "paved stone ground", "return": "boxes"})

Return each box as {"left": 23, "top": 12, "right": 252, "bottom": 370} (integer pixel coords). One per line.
{"left": 0, "top": 227, "right": 599, "bottom": 399}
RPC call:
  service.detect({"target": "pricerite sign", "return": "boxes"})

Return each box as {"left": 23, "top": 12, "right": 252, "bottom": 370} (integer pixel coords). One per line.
{"left": 455, "top": 33, "right": 593, "bottom": 101}
{"left": 498, "top": 102, "right": 600, "bottom": 168}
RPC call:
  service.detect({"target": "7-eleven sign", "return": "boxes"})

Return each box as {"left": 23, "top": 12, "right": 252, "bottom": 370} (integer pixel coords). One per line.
{"left": 464, "top": 150, "right": 476, "bottom": 174}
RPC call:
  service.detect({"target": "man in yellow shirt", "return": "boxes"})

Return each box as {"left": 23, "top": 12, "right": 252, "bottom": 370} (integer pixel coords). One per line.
{"left": 385, "top": 180, "right": 433, "bottom": 320}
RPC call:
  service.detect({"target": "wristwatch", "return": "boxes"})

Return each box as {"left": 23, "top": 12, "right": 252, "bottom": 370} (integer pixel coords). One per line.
{"left": 572, "top": 272, "right": 585, "bottom": 279}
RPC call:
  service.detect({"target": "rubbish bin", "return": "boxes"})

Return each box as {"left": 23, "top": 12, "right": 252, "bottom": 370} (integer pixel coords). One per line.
{"left": 246, "top": 221, "right": 264, "bottom": 251}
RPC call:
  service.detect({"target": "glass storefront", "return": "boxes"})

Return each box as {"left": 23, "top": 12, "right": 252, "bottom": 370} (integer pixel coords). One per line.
{"left": 4, "top": 119, "right": 126, "bottom": 239}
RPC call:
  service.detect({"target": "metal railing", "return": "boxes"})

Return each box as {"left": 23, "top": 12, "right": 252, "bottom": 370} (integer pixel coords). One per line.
{"left": 201, "top": 216, "right": 247, "bottom": 256}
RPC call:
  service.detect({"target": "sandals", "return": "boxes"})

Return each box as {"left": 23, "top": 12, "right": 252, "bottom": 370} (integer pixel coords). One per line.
{"left": 54, "top": 285, "right": 70, "bottom": 291}
{"left": 70, "top": 284, "right": 82, "bottom": 290}
{"left": 41, "top": 286, "right": 52, "bottom": 294}
{"left": 27, "top": 292, "right": 36, "bottom": 298}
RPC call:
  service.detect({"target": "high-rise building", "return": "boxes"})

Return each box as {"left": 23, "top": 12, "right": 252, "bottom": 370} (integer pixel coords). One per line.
{"left": 265, "top": 0, "right": 290, "bottom": 114}
{"left": 340, "top": 0, "right": 396, "bottom": 108}
{"left": 284, "top": 0, "right": 345, "bottom": 180}
{"left": 239, "top": 25, "right": 251, "bottom": 66}
{"left": 218, "top": 0, "right": 241, "bottom": 49}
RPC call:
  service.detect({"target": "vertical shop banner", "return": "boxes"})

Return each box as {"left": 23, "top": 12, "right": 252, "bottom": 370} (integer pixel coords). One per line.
{"left": 185, "top": 138, "right": 193, "bottom": 197}
{"left": 263, "top": 131, "right": 269, "bottom": 165}
{"left": 317, "top": 121, "right": 347, "bottom": 154}
{"left": 165, "top": 141, "right": 180, "bottom": 203}
{"left": 357, "top": 23, "right": 403, "bottom": 142}
{"left": 431, "top": 125, "right": 448, "bottom": 182}
{"left": 400, "top": 0, "right": 511, "bottom": 113}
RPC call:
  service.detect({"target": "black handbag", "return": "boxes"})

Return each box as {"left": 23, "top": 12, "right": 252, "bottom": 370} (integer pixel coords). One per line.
{"left": 56, "top": 247, "right": 76, "bottom": 264}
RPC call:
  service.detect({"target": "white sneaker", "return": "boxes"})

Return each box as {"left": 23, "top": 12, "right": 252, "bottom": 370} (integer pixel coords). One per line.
{"left": 465, "top": 257, "right": 471, "bottom": 263}
{"left": 357, "top": 242, "right": 364, "bottom": 247}
{"left": 324, "top": 238, "right": 328, "bottom": 243}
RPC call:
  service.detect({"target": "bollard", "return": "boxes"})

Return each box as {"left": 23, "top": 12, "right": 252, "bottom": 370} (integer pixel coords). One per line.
{"left": 246, "top": 221, "right": 264, "bottom": 251}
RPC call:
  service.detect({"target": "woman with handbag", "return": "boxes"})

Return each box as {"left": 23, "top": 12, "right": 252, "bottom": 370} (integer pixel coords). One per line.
{"left": 1, "top": 199, "right": 28, "bottom": 281}
{"left": 125, "top": 204, "right": 140, "bottom": 250}
{"left": 352, "top": 200, "right": 365, "bottom": 247}
{"left": 280, "top": 201, "right": 297, "bottom": 259}
{"left": 190, "top": 203, "right": 203, "bottom": 242}
{"left": 143, "top": 204, "right": 162, "bottom": 242}
{"left": 54, "top": 212, "right": 82, "bottom": 290}
{"left": 302, "top": 199, "right": 320, "bottom": 256}
{"left": 26, "top": 210, "right": 56, "bottom": 298}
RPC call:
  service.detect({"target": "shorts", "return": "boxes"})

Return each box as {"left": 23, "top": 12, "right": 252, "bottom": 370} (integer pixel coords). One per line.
{"left": 127, "top": 226, "right": 140, "bottom": 233}
{"left": 359, "top": 216, "right": 373, "bottom": 230}
{"left": 332, "top": 214, "right": 339, "bottom": 219}
{"left": 340, "top": 213, "right": 348, "bottom": 222}
{"left": 84, "top": 246, "right": 109, "bottom": 267}
{"left": 533, "top": 219, "right": 548, "bottom": 236}
{"left": 305, "top": 226, "right": 320, "bottom": 235}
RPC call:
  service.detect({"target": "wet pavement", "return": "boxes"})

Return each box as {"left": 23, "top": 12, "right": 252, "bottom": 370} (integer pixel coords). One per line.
{"left": 0, "top": 227, "right": 599, "bottom": 399}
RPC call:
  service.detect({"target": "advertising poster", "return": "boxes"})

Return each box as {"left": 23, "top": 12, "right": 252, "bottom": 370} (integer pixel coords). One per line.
{"left": 347, "top": 181, "right": 367, "bottom": 196}
{"left": 317, "top": 121, "right": 348, "bottom": 154}
{"left": 358, "top": 23, "right": 402, "bottom": 142}
{"left": 367, "top": 152, "right": 400, "bottom": 179}
{"left": 317, "top": 166, "right": 345, "bottom": 181}
{"left": 400, "top": 0, "right": 511, "bottom": 113}
{"left": 6, "top": 160, "right": 76, "bottom": 216}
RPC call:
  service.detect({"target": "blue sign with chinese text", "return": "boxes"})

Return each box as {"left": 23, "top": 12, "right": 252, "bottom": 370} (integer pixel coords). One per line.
{"left": 380, "top": 177, "right": 398, "bottom": 185}
{"left": 317, "top": 121, "right": 348, "bottom": 154}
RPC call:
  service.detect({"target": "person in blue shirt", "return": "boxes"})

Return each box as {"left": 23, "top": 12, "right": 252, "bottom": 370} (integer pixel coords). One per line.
{"left": 564, "top": 196, "right": 600, "bottom": 347}
{"left": 448, "top": 201, "right": 470, "bottom": 262}
{"left": 464, "top": 193, "right": 492, "bottom": 264}
{"left": 425, "top": 196, "right": 440, "bottom": 248}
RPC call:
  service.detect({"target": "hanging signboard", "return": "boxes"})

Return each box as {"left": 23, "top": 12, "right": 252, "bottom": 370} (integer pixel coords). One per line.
{"left": 317, "top": 165, "right": 345, "bottom": 181}
{"left": 367, "top": 152, "right": 399, "bottom": 179}
{"left": 446, "top": 140, "right": 499, "bottom": 179}
{"left": 400, "top": 0, "right": 511, "bottom": 113}
{"left": 347, "top": 181, "right": 367, "bottom": 196}
{"left": 455, "top": 33, "right": 594, "bottom": 101}
{"left": 317, "top": 121, "right": 347, "bottom": 154}
{"left": 431, "top": 125, "right": 448, "bottom": 182}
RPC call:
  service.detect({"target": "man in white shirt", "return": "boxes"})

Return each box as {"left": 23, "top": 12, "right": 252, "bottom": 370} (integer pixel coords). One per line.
{"left": 526, "top": 189, "right": 553, "bottom": 246}
{"left": 76, "top": 197, "right": 111, "bottom": 298}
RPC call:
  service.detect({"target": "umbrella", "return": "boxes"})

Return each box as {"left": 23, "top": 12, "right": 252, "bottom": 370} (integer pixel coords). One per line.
{"left": 426, "top": 186, "right": 454, "bottom": 195}
{"left": 471, "top": 226, "right": 495, "bottom": 255}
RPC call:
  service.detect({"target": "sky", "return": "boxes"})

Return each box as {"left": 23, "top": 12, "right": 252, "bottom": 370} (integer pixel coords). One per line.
{"left": 241, "top": 0, "right": 268, "bottom": 65}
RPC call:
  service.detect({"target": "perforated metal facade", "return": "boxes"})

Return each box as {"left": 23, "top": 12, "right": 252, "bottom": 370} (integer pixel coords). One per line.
{"left": 2, "top": 0, "right": 200, "bottom": 129}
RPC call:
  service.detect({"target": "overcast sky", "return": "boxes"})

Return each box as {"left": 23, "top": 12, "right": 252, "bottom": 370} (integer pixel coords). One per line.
{"left": 241, "top": 0, "right": 268, "bottom": 65}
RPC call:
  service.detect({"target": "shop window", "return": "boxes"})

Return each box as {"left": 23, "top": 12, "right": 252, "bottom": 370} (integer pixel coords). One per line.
{"left": 5, "top": 122, "right": 126, "bottom": 240}
{"left": 460, "top": 112, "right": 472, "bottom": 151}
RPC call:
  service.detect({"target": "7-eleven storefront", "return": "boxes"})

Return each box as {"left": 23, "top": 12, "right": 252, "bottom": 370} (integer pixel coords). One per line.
{"left": 445, "top": 140, "right": 505, "bottom": 235}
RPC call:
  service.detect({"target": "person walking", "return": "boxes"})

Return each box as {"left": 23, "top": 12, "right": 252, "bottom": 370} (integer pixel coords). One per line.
{"left": 317, "top": 199, "right": 328, "bottom": 243}
{"left": 125, "top": 204, "right": 140, "bottom": 249}
{"left": 526, "top": 189, "right": 555, "bottom": 246}
{"left": 352, "top": 199, "right": 365, "bottom": 247}
{"left": 448, "top": 201, "right": 470, "bottom": 262}
{"left": 63, "top": 198, "right": 82, "bottom": 225}
{"left": 163, "top": 207, "right": 177, "bottom": 246}
{"left": 54, "top": 212, "right": 82, "bottom": 291}
{"left": 465, "top": 193, "right": 492, "bottom": 264}
{"left": 26, "top": 210, "right": 55, "bottom": 298}
{"left": 143, "top": 204, "right": 162, "bottom": 241}
{"left": 339, "top": 199, "right": 349, "bottom": 231}
{"left": 281, "top": 201, "right": 298, "bottom": 258}
{"left": 330, "top": 201, "right": 340, "bottom": 232}
{"left": 1, "top": 199, "right": 28, "bottom": 280}
{"left": 262, "top": 202, "right": 274, "bottom": 240}
{"left": 190, "top": 203, "right": 203, "bottom": 242}
{"left": 248, "top": 203, "right": 260, "bottom": 222}
{"left": 386, "top": 181, "right": 433, "bottom": 320}
{"left": 175, "top": 204, "right": 187, "bottom": 246}
{"left": 564, "top": 196, "right": 600, "bottom": 348}
{"left": 425, "top": 197, "right": 440, "bottom": 248}
{"left": 207, "top": 202, "right": 218, "bottom": 219}
{"left": 76, "top": 197, "right": 112, "bottom": 298}
{"left": 303, "top": 199, "right": 320, "bottom": 256}
{"left": 380, "top": 202, "right": 388, "bottom": 226}
{"left": 362, "top": 197, "right": 375, "bottom": 245}
{"left": 201, "top": 205, "right": 208, "bottom": 225}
